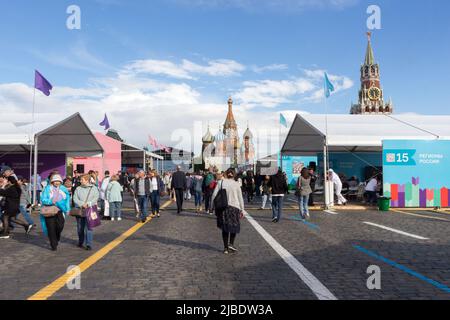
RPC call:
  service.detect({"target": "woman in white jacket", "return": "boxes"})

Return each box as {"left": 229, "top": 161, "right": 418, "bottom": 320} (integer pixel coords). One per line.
{"left": 212, "top": 168, "right": 245, "bottom": 255}
{"left": 328, "top": 169, "right": 347, "bottom": 205}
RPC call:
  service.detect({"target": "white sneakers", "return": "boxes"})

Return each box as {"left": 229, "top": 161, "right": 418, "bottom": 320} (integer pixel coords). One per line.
{"left": 111, "top": 217, "right": 122, "bottom": 222}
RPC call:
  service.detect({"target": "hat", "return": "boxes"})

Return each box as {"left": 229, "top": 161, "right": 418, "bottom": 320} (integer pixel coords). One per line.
{"left": 328, "top": 169, "right": 334, "bottom": 173}
{"left": 51, "top": 174, "right": 63, "bottom": 183}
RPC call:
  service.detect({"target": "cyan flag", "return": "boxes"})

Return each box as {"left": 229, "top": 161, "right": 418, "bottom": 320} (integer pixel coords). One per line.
{"left": 324, "top": 72, "right": 335, "bottom": 98}
{"left": 280, "top": 113, "right": 288, "bottom": 128}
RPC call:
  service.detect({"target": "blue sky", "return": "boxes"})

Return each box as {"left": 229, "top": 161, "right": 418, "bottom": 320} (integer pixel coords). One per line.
{"left": 0, "top": 0, "right": 449, "bottom": 152}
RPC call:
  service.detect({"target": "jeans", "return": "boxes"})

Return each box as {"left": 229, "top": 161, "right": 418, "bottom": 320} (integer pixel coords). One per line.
{"left": 110, "top": 202, "right": 122, "bottom": 219}
{"left": 150, "top": 191, "right": 161, "bottom": 214}
{"left": 261, "top": 195, "right": 272, "bottom": 209}
{"left": 194, "top": 191, "right": 202, "bottom": 207}
{"left": 76, "top": 216, "right": 93, "bottom": 247}
{"left": 137, "top": 195, "right": 148, "bottom": 220}
{"left": 365, "top": 191, "right": 377, "bottom": 205}
{"left": 19, "top": 205, "right": 35, "bottom": 225}
{"left": 204, "top": 189, "right": 213, "bottom": 212}
{"left": 271, "top": 196, "right": 284, "bottom": 221}
{"left": 298, "top": 195, "right": 310, "bottom": 218}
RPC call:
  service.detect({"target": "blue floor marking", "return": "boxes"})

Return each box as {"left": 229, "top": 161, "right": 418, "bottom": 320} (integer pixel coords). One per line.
{"left": 353, "top": 245, "right": 450, "bottom": 294}
{"left": 289, "top": 216, "right": 320, "bottom": 230}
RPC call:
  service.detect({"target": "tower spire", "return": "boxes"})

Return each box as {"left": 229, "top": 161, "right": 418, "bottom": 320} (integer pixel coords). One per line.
{"left": 365, "top": 31, "right": 375, "bottom": 65}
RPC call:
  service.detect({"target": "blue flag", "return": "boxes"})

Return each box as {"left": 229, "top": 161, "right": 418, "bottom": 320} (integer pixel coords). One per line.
{"left": 324, "top": 72, "right": 335, "bottom": 98}
{"left": 99, "top": 114, "right": 110, "bottom": 130}
{"left": 280, "top": 113, "right": 288, "bottom": 128}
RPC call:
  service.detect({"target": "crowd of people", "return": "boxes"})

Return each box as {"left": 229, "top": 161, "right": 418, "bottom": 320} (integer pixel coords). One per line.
{"left": 0, "top": 164, "right": 382, "bottom": 254}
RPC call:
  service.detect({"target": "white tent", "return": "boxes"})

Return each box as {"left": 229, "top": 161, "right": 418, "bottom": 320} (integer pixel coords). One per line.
{"left": 122, "top": 142, "right": 164, "bottom": 173}
{"left": 0, "top": 112, "right": 103, "bottom": 155}
{"left": 0, "top": 112, "right": 104, "bottom": 203}
{"left": 282, "top": 114, "right": 450, "bottom": 156}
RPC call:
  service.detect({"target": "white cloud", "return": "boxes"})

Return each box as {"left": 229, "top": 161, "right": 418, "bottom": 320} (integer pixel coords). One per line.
{"left": 0, "top": 58, "right": 352, "bottom": 159}
{"left": 234, "top": 69, "right": 353, "bottom": 107}
{"left": 123, "top": 58, "right": 245, "bottom": 80}
{"left": 252, "top": 64, "right": 289, "bottom": 73}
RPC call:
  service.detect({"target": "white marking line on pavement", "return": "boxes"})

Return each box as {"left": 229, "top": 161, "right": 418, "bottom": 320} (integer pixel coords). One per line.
{"left": 244, "top": 211, "right": 337, "bottom": 301}
{"left": 363, "top": 222, "right": 430, "bottom": 240}
{"left": 324, "top": 210, "right": 338, "bottom": 215}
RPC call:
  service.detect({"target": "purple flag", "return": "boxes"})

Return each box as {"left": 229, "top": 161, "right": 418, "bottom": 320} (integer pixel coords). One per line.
{"left": 99, "top": 114, "right": 110, "bottom": 130}
{"left": 34, "top": 70, "right": 53, "bottom": 96}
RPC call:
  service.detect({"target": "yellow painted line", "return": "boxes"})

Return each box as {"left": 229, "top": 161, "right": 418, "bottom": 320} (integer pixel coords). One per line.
{"left": 28, "top": 200, "right": 173, "bottom": 301}
{"left": 390, "top": 209, "right": 449, "bottom": 222}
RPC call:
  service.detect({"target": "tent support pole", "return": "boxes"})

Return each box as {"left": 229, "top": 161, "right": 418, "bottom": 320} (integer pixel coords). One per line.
{"left": 323, "top": 140, "right": 329, "bottom": 210}
{"left": 32, "top": 136, "right": 38, "bottom": 206}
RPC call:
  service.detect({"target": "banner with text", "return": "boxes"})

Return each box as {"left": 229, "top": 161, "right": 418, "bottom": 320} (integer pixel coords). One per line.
{"left": 383, "top": 140, "right": 450, "bottom": 208}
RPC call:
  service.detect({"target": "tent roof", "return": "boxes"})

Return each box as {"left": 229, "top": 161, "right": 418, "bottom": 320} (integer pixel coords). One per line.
{"left": 122, "top": 142, "right": 164, "bottom": 160}
{"left": 282, "top": 114, "right": 450, "bottom": 155}
{"left": 0, "top": 113, "right": 103, "bottom": 154}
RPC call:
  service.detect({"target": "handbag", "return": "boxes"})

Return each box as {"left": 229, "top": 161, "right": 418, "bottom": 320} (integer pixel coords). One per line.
{"left": 41, "top": 205, "right": 60, "bottom": 218}
{"left": 70, "top": 187, "right": 94, "bottom": 218}
{"left": 86, "top": 205, "right": 101, "bottom": 230}
{"left": 214, "top": 181, "right": 228, "bottom": 211}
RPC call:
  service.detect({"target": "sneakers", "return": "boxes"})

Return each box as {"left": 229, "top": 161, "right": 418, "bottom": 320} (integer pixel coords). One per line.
{"left": 111, "top": 217, "right": 115, "bottom": 222}
{"left": 118, "top": 217, "right": 122, "bottom": 221}
{"left": 86, "top": 246, "right": 92, "bottom": 251}
{"left": 157, "top": 213, "right": 160, "bottom": 218}
{"left": 0, "top": 234, "right": 10, "bottom": 239}
{"left": 272, "top": 217, "right": 278, "bottom": 223}
{"left": 223, "top": 249, "right": 229, "bottom": 255}
{"left": 26, "top": 224, "right": 34, "bottom": 235}
{"left": 228, "top": 245, "right": 238, "bottom": 253}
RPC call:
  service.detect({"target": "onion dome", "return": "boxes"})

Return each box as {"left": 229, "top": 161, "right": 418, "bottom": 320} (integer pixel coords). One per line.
{"left": 202, "top": 126, "right": 215, "bottom": 143}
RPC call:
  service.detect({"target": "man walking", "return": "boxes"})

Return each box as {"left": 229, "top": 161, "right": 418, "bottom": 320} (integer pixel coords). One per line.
{"left": 171, "top": 166, "right": 187, "bottom": 214}
{"left": 269, "top": 168, "right": 289, "bottom": 223}
{"left": 131, "top": 170, "right": 151, "bottom": 222}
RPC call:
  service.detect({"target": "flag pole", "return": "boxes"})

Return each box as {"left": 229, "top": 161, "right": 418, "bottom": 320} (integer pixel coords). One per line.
{"left": 31, "top": 85, "right": 37, "bottom": 206}
{"left": 324, "top": 97, "right": 330, "bottom": 210}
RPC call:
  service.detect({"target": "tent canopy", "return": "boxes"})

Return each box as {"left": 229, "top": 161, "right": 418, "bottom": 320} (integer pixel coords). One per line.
{"left": 0, "top": 113, "right": 103, "bottom": 155}
{"left": 282, "top": 114, "right": 450, "bottom": 156}
{"left": 122, "top": 142, "right": 163, "bottom": 164}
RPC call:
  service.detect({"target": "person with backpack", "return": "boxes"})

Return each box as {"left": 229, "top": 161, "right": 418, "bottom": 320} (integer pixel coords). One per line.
{"left": 193, "top": 173, "right": 204, "bottom": 213}
{"left": 212, "top": 168, "right": 245, "bottom": 255}
{"left": 203, "top": 169, "right": 216, "bottom": 215}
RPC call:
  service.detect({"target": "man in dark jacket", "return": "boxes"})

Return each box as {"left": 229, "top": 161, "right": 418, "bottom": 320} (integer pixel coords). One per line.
{"left": 171, "top": 166, "right": 187, "bottom": 214}
{"left": 269, "top": 169, "right": 289, "bottom": 223}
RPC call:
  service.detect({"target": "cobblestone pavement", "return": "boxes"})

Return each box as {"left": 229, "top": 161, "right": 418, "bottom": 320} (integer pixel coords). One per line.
{"left": 0, "top": 194, "right": 449, "bottom": 300}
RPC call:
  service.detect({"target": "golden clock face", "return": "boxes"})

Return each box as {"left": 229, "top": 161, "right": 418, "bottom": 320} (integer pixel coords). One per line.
{"left": 368, "top": 87, "right": 381, "bottom": 101}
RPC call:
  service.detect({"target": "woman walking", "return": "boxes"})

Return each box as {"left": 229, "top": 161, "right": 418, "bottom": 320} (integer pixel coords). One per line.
{"left": 0, "top": 176, "right": 33, "bottom": 239}
{"left": 149, "top": 170, "right": 164, "bottom": 218}
{"left": 73, "top": 174, "right": 100, "bottom": 250}
{"left": 259, "top": 175, "right": 272, "bottom": 210}
{"left": 193, "top": 173, "right": 204, "bottom": 213}
{"left": 107, "top": 175, "right": 123, "bottom": 221}
{"left": 40, "top": 174, "right": 71, "bottom": 251}
{"left": 212, "top": 168, "right": 245, "bottom": 255}
{"left": 18, "top": 178, "right": 35, "bottom": 227}
{"left": 296, "top": 168, "right": 313, "bottom": 220}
